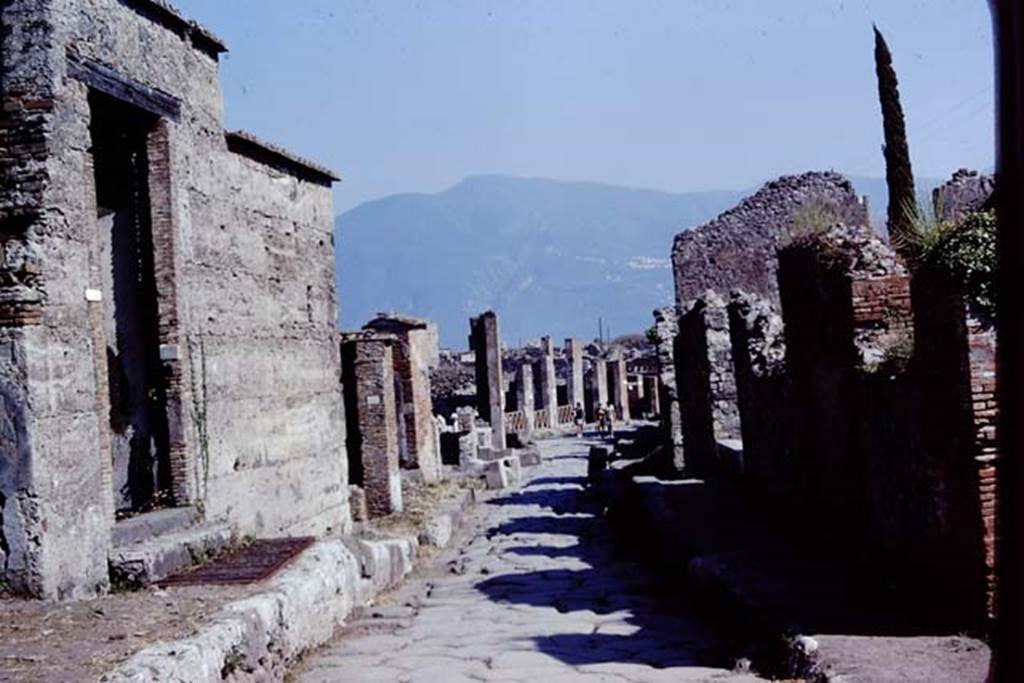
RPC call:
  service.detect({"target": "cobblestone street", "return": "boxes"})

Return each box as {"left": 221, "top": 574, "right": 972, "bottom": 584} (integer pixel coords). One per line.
{"left": 293, "top": 436, "right": 763, "bottom": 683}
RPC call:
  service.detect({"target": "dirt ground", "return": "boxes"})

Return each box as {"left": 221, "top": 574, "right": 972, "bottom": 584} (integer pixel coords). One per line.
{"left": 0, "top": 583, "right": 255, "bottom": 682}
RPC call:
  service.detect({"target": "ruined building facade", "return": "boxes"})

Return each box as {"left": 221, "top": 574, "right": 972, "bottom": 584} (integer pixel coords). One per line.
{"left": 0, "top": 0, "right": 348, "bottom": 598}
{"left": 666, "top": 169, "right": 999, "bottom": 627}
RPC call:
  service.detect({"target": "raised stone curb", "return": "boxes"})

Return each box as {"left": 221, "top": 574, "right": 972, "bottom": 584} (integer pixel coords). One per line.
{"left": 100, "top": 482, "right": 490, "bottom": 682}
{"left": 101, "top": 535, "right": 417, "bottom": 682}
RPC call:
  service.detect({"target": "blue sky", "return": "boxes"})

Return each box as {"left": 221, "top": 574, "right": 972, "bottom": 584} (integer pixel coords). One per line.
{"left": 173, "top": 0, "right": 994, "bottom": 213}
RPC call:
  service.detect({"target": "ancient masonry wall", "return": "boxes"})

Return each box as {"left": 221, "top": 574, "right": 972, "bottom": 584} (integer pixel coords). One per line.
{"left": 364, "top": 315, "right": 442, "bottom": 484}
{"left": 933, "top": 169, "right": 995, "bottom": 223}
{"left": 340, "top": 334, "right": 402, "bottom": 518}
{"left": 776, "top": 224, "right": 992, "bottom": 627}
{"left": 677, "top": 292, "right": 739, "bottom": 476}
{"left": 726, "top": 292, "right": 789, "bottom": 494}
{"left": 672, "top": 171, "right": 869, "bottom": 310}
{"left": 0, "top": 0, "right": 347, "bottom": 598}
{"left": 469, "top": 311, "right": 505, "bottom": 449}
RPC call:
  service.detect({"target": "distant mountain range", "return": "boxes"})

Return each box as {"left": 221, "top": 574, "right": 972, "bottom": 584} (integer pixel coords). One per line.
{"left": 335, "top": 173, "right": 947, "bottom": 347}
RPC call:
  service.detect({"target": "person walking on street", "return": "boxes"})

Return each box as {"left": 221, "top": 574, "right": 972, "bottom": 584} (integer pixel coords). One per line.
{"left": 574, "top": 402, "right": 585, "bottom": 437}
{"left": 605, "top": 402, "right": 616, "bottom": 436}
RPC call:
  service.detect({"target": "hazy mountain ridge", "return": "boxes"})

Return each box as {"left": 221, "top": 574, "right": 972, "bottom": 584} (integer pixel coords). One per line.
{"left": 336, "top": 173, "right": 945, "bottom": 346}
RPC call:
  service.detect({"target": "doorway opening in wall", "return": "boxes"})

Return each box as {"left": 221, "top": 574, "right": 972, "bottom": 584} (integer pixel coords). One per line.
{"left": 89, "top": 91, "right": 173, "bottom": 517}
{"left": 340, "top": 344, "right": 365, "bottom": 489}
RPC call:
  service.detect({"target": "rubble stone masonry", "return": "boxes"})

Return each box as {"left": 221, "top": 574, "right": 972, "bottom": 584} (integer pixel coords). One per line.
{"left": 672, "top": 171, "right": 869, "bottom": 310}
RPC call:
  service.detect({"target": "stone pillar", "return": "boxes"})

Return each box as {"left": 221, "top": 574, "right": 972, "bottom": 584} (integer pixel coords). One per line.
{"left": 565, "top": 337, "right": 585, "bottom": 409}
{"left": 643, "top": 375, "right": 660, "bottom": 416}
{"left": 653, "top": 307, "right": 685, "bottom": 472}
{"left": 469, "top": 311, "right": 506, "bottom": 449}
{"left": 677, "top": 292, "right": 740, "bottom": 475}
{"left": 364, "top": 315, "right": 442, "bottom": 483}
{"left": 534, "top": 336, "right": 558, "bottom": 428}
{"left": 340, "top": 333, "right": 403, "bottom": 518}
{"left": 607, "top": 356, "right": 630, "bottom": 421}
{"left": 515, "top": 362, "right": 535, "bottom": 437}
{"left": 587, "top": 358, "right": 609, "bottom": 421}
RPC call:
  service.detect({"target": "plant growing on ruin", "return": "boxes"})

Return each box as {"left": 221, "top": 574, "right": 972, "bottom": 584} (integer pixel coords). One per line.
{"left": 874, "top": 25, "right": 920, "bottom": 260}
{"left": 783, "top": 198, "right": 841, "bottom": 245}
{"left": 187, "top": 331, "right": 212, "bottom": 511}
{"left": 906, "top": 209, "right": 997, "bottom": 325}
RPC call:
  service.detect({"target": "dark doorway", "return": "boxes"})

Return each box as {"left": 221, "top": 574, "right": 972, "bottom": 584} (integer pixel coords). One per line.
{"left": 89, "top": 91, "right": 172, "bottom": 515}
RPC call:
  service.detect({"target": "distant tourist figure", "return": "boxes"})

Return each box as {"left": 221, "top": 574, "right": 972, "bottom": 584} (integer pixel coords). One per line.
{"left": 595, "top": 405, "right": 607, "bottom": 436}
{"left": 605, "top": 402, "right": 616, "bottom": 436}
{"left": 574, "top": 402, "right": 585, "bottom": 437}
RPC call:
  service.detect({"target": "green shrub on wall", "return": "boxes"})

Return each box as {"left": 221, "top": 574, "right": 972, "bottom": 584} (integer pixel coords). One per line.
{"left": 906, "top": 209, "right": 996, "bottom": 327}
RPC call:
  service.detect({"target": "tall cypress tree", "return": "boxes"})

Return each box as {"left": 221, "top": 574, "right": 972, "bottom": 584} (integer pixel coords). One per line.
{"left": 874, "top": 25, "right": 919, "bottom": 260}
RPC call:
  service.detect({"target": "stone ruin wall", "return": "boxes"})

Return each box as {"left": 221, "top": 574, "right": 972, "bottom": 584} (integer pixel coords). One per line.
{"left": 669, "top": 172, "right": 868, "bottom": 479}
{"left": 726, "top": 291, "right": 788, "bottom": 493}
{"left": 671, "top": 171, "right": 870, "bottom": 310}
{"left": 776, "top": 223, "right": 994, "bottom": 626}
{"left": 933, "top": 168, "right": 995, "bottom": 223}
{"left": 0, "top": 0, "right": 348, "bottom": 598}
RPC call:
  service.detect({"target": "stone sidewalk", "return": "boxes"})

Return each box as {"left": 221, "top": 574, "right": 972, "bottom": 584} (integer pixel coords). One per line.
{"left": 292, "top": 435, "right": 763, "bottom": 683}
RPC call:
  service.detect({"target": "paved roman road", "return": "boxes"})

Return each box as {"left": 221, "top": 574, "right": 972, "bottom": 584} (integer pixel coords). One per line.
{"left": 293, "top": 435, "right": 764, "bottom": 683}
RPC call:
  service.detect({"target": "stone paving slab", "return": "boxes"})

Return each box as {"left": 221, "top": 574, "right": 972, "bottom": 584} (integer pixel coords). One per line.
{"left": 292, "top": 436, "right": 763, "bottom": 682}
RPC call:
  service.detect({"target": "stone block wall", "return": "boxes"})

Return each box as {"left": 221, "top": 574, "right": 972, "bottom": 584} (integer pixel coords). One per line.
{"left": 0, "top": 0, "right": 348, "bottom": 598}
{"left": 340, "top": 333, "right": 402, "bottom": 518}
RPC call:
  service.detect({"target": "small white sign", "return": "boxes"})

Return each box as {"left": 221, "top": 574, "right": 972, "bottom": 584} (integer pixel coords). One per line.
{"left": 159, "top": 344, "right": 180, "bottom": 361}
{"left": 366, "top": 395, "right": 381, "bottom": 406}
{"left": 84, "top": 288, "right": 103, "bottom": 302}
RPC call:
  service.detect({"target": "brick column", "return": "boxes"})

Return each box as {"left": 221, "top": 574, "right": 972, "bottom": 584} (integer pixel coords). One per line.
{"left": 469, "top": 311, "right": 506, "bottom": 449}
{"left": 565, "top": 337, "right": 585, "bottom": 409}
{"left": 607, "top": 356, "right": 630, "bottom": 421}
{"left": 364, "top": 316, "right": 442, "bottom": 483}
{"left": 515, "top": 362, "right": 535, "bottom": 437}
{"left": 340, "top": 333, "right": 403, "bottom": 518}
